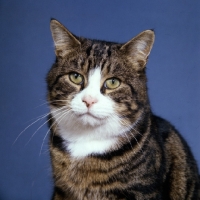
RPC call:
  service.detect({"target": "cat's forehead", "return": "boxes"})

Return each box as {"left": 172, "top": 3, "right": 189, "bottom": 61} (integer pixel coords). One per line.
{"left": 83, "top": 40, "right": 120, "bottom": 57}
{"left": 70, "top": 39, "right": 123, "bottom": 73}
{"left": 79, "top": 38, "right": 120, "bottom": 58}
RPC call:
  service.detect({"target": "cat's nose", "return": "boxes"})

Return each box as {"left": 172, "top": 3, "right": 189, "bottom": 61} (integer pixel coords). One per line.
{"left": 82, "top": 95, "right": 98, "bottom": 108}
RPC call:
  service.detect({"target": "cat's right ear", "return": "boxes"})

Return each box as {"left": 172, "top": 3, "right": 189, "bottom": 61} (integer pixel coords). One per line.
{"left": 50, "top": 19, "right": 81, "bottom": 57}
{"left": 120, "top": 30, "right": 155, "bottom": 69}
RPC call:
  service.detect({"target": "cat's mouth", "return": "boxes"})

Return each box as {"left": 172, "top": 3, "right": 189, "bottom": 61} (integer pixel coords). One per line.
{"left": 78, "top": 112, "right": 103, "bottom": 120}
{"left": 76, "top": 112, "right": 107, "bottom": 126}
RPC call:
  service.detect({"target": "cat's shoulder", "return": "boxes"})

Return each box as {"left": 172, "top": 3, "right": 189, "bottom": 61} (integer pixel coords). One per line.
{"left": 152, "top": 115, "right": 181, "bottom": 140}
{"left": 152, "top": 115, "right": 192, "bottom": 151}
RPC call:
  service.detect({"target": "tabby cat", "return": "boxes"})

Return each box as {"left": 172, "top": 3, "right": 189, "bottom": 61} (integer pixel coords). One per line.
{"left": 47, "top": 19, "right": 200, "bottom": 200}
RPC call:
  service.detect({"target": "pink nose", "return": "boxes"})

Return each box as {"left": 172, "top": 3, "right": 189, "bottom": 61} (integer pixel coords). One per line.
{"left": 82, "top": 95, "right": 98, "bottom": 108}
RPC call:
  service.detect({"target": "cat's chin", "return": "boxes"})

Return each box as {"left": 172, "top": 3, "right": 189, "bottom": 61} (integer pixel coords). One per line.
{"left": 77, "top": 113, "right": 106, "bottom": 127}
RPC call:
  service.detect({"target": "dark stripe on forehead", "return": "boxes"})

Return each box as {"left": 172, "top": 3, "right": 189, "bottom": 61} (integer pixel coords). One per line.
{"left": 107, "top": 48, "right": 111, "bottom": 57}
{"left": 79, "top": 57, "right": 88, "bottom": 73}
{"left": 79, "top": 58, "right": 86, "bottom": 71}
{"left": 86, "top": 46, "right": 92, "bottom": 57}
{"left": 90, "top": 43, "right": 98, "bottom": 56}
{"left": 103, "top": 44, "right": 111, "bottom": 57}
{"left": 102, "top": 62, "right": 111, "bottom": 74}
{"left": 100, "top": 58, "right": 107, "bottom": 71}
{"left": 87, "top": 59, "right": 92, "bottom": 73}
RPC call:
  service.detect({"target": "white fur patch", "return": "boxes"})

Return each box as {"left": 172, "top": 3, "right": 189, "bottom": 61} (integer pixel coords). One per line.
{"left": 51, "top": 67, "right": 125, "bottom": 158}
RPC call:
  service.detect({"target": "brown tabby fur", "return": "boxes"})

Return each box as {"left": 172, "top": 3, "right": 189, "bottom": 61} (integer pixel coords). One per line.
{"left": 47, "top": 19, "right": 200, "bottom": 200}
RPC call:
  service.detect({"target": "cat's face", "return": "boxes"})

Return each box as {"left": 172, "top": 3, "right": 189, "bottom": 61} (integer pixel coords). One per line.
{"left": 47, "top": 20, "right": 154, "bottom": 155}
{"left": 70, "top": 67, "right": 116, "bottom": 127}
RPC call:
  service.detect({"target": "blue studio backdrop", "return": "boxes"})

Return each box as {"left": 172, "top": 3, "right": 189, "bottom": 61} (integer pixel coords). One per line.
{"left": 0, "top": 1, "right": 199, "bottom": 199}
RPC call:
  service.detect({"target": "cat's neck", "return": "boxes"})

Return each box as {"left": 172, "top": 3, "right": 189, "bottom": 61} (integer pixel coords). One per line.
{"left": 57, "top": 117, "right": 123, "bottom": 158}
{"left": 52, "top": 108, "right": 150, "bottom": 158}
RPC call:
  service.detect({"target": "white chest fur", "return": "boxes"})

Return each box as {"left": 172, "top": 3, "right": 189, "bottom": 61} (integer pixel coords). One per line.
{"left": 68, "top": 139, "right": 117, "bottom": 158}
{"left": 60, "top": 127, "right": 119, "bottom": 158}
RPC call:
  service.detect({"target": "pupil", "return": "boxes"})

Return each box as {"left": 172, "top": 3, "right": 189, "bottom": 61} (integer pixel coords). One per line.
{"left": 74, "top": 73, "right": 79, "bottom": 79}
{"left": 112, "top": 79, "right": 115, "bottom": 84}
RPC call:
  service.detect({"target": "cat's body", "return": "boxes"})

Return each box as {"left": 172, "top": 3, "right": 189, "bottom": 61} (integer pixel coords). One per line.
{"left": 47, "top": 19, "right": 200, "bottom": 200}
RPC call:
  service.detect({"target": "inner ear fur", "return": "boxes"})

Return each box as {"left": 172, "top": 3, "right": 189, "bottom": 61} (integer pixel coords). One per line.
{"left": 120, "top": 30, "right": 155, "bottom": 69}
{"left": 50, "top": 19, "right": 81, "bottom": 57}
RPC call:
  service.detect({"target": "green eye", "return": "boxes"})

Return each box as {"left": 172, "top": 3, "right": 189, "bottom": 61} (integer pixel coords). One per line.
{"left": 69, "top": 72, "right": 83, "bottom": 85}
{"left": 104, "top": 78, "right": 120, "bottom": 89}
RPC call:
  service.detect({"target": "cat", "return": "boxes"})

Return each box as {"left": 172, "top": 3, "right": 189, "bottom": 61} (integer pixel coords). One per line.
{"left": 47, "top": 19, "right": 200, "bottom": 200}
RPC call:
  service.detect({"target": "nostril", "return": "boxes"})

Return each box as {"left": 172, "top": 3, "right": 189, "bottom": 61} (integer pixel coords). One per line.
{"left": 82, "top": 95, "right": 98, "bottom": 108}
{"left": 82, "top": 100, "right": 90, "bottom": 108}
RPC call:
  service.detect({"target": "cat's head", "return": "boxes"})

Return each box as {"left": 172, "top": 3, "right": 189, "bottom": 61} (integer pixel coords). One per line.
{"left": 47, "top": 19, "right": 154, "bottom": 140}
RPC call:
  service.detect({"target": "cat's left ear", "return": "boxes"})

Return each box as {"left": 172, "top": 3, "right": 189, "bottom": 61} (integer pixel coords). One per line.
{"left": 50, "top": 19, "right": 81, "bottom": 57}
{"left": 120, "top": 30, "right": 155, "bottom": 68}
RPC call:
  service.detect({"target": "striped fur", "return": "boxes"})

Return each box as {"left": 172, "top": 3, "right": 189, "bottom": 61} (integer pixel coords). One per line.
{"left": 47, "top": 19, "right": 200, "bottom": 199}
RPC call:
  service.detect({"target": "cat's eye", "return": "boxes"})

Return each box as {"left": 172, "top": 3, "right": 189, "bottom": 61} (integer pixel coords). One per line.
{"left": 104, "top": 78, "right": 120, "bottom": 89}
{"left": 69, "top": 72, "right": 84, "bottom": 85}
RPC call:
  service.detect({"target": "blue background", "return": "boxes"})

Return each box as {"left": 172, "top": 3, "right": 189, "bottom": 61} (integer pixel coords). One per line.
{"left": 0, "top": 1, "right": 199, "bottom": 199}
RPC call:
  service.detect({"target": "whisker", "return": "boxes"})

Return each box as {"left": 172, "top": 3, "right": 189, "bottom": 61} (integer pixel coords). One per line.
{"left": 39, "top": 108, "right": 72, "bottom": 155}
{"left": 110, "top": 113, "right": 145, "bottom": 153}
{"left": 34, "top": 99, "right": 70, "bottom": 109}
{"left": 24, "top": 106, "right": 64, "bottom": 124}
{"left": 13, "top": 106, "right": 68, "bottom": 145}
{"left": 50, "top": 109, "right": 73, "bottom": 144}
{"left": 124, "top": 132, "right": 133, "bottom": 149}
{"left": 119, "top": 114, "right": 147, "bottom": 155}
{"left": 13, "top": 113, "right": 50, "bottom": 145}
{"left": 26, "top": 107, "right": 70, "bottom": 146}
